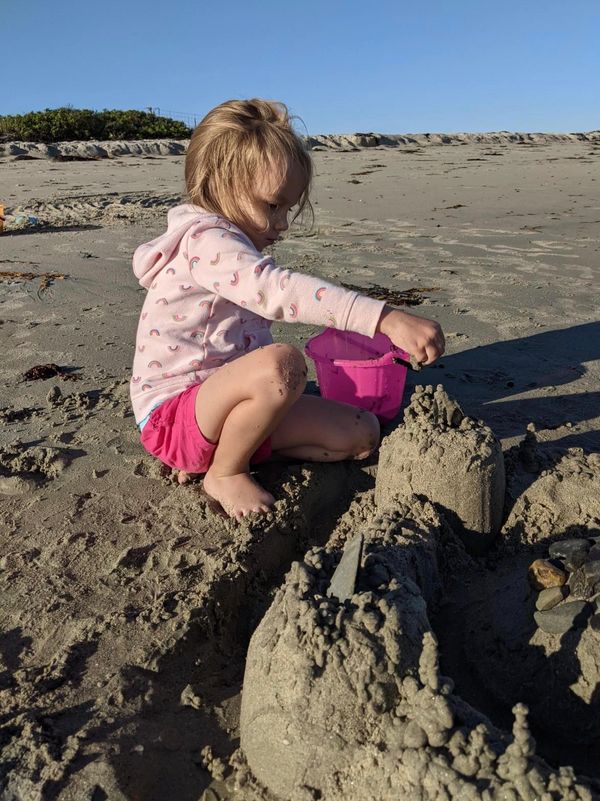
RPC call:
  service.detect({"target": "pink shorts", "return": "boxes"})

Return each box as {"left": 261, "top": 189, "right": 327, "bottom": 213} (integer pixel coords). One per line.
{"left": 139, "top": 383, "right": 272, "bottom": 474}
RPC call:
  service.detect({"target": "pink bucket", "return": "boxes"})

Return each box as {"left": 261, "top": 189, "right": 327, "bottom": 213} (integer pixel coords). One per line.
{"left": 304, "top": 329, "right": 410, "bottom": 422}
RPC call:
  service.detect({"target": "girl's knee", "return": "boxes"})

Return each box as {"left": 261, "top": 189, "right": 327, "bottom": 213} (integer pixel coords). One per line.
{"left": 260, "top": 343, "right": 307, "bottom": 398}
{"left": 352, "top": 410, "right": 380, "bottom": 460}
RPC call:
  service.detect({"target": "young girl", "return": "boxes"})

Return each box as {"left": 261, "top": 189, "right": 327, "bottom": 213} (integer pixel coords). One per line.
{"left": 130, "top": 99, "right": 445, "bottom": 520}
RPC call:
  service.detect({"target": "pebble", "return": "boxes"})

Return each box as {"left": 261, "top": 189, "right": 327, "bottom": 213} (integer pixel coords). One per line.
{"left": 548, "top": 538, "right": 591, "bottom": 571}
{"left": 586, "top": 558, "right": 600, "bottom": 581}
{"left": 528, "top": 559, "right": 567, "bottom": 590}
{"left": 587, "top": 544, "right": 600, "bottom": 561}
{"left": 367, "top": 564, "right": 389, "bottom": 588}
{"left": 180, "top": 683, "right": 203, "bottom": 709}
{"left": 534, "top": 601, "right": 592, "bottom": 635}
{"left": 569, "top": 560, "right": 600, "bottom": 600}
{"left": 200, "top": 789, "right": 221, "bottom": 801}
{"left": 535, "top": 586, "right": 569, "bottom": 611}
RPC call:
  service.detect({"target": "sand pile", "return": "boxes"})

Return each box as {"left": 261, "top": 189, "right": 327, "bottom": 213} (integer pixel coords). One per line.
{"left": 239, "top": 494, "right": 598, "bottom": 800}
{"left": 2, "top": 192, "right": 183, "bottom": 230}
{"left": 240, "top": 497, "right": 443, "bottom": 798}
{"left": 233, "top": 385, "right": 600, "bottom": 800}
{"left": 376, "top": 385, "right": 505, "bottom": 554}
{"left": 436, "top": 448, "right": 600, "bottom": 779}
{"left": 503, "top": 446, "right": 600, "bottom": 547}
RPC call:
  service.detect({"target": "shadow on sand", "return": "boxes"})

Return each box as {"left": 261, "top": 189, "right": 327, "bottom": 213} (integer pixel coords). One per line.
{"left": 403, "top": 321, "right": 600, "bottom": 450}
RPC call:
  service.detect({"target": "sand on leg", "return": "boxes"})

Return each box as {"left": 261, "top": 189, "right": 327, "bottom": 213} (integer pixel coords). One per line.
{"left": 270, "top": 395, "right": 380, "bottom": 462}
{"left": 193, "top": 343, "right": 307, "bottom": 519}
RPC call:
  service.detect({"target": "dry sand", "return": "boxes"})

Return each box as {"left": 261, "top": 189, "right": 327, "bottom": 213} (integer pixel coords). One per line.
{"left": 0, "top": 134, "right": 599, "bottom": 800}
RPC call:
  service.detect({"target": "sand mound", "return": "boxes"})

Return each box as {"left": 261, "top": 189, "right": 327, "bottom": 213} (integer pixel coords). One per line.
{"left": 0, "top": 459, "right": 353, "bottom": 801}
{"left": 434, "top": 449, "right": 600, "bottom": 776}
{"left": 376, "top": 385, "right": 505, "bottom": 554}
{"left": 236, "top": 386, "right": 599, "bottom": 800}
{"left": 2, "top": 131, "right": 600, "bottom": 162}
{"left": 239, "top": 493, "right": 599, "bottom": 800}
{"left": 0, "top": 140, "right": 187, "bottom": 161}
{"left": 240, "top": 497, "right": 443, "bottom": 798}
{"left": 503, "top": 447, "right": 600, "bottom": 546}
{"left": 306, "top": 130, "right": 600, "bottom": 151}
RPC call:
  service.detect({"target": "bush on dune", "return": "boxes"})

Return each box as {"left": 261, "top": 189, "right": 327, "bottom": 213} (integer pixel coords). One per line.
{"left": 0, "top": 108, "right": 192, "bottom": 142}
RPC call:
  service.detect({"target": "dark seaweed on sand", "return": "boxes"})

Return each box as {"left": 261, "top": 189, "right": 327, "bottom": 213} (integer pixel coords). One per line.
{"left": 22, "top": 364, "right": 81, "bottom": 381}
{"left": 340, "top": 282, "right": 438, "bottom": 306}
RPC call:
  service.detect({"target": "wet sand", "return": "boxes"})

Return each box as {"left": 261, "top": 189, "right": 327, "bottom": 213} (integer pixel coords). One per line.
{"left": 0, "top": 135, "right": 599, "bottom": 800}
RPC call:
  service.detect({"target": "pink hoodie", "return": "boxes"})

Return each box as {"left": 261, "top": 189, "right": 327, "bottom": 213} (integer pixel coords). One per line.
{"left": 130, "top": 205, "right": 386, "bottom": 424}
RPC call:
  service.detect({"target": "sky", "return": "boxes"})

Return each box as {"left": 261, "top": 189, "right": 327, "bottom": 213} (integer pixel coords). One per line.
{"left": 1, "top": 0, "right": 599, "bottom": 134}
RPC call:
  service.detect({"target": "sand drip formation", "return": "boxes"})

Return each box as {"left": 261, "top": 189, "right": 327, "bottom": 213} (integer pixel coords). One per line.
{"left": 238, "top": 386, "right": 600, "bottom": 801}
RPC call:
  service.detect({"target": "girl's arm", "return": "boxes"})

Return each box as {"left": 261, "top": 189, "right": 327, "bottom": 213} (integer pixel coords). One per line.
{"left": 187, "top": 226, "right": 444, "bottom": 362}
{"left": 376, "top": 304, "right": 445, "bottom": 364}
{"left": 186, "top": 227, "right": 386, "bottom": 335}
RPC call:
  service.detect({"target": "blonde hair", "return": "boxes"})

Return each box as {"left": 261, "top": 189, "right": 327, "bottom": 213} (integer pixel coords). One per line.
{"left": 185, "top": 98, "right": 313, "bottom": 233}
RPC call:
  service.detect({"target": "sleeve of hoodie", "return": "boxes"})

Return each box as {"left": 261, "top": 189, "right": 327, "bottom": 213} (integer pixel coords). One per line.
{"left": 185, "top": 226, "right": 386, "bottom": 337}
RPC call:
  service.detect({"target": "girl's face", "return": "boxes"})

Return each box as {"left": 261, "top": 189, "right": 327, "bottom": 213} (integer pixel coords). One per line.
{"left": 241, "top": 160, "right": 306, "bottom": 252}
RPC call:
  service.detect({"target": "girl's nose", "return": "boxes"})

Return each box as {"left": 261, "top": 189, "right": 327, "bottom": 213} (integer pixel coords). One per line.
{"left": 275, "top": 212, "right": 289, "bottom": 232}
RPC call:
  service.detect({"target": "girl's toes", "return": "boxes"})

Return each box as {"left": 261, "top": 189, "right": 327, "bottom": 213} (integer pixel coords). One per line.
{"left": 178, "top": 470, "right": 200, "bottom": 485}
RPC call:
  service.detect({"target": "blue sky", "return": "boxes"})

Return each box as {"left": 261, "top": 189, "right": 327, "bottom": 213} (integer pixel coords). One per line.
{"left": 2, "top": 0, "right": 598, "bottom": 133}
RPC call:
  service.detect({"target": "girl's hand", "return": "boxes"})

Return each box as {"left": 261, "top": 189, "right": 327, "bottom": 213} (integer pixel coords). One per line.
{"left": 376, "top": 305, "right": 445, "bottom": 365}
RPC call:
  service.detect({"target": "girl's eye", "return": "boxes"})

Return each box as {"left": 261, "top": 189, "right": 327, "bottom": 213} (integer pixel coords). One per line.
{"left": 268, "top": 203, "right": 278, "bottom": 211}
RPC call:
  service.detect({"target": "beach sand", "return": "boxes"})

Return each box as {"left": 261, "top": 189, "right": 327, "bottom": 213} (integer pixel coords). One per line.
{"left": 1, "top": 135, "right": 599, "bottom": 800}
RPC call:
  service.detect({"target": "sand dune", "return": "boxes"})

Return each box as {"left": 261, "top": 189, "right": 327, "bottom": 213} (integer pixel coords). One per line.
{"left": 2, "top": 129, "right": 600, "bottom": 161}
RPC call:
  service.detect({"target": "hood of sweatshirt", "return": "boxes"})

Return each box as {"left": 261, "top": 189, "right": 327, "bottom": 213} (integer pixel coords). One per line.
{"left": 132, "top": 204, "right": 232, "bottom": 289}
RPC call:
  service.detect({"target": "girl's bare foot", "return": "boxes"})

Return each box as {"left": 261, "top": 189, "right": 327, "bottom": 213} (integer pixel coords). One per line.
{"left": 203, "top": 468, "right": 274, "bottom": 520}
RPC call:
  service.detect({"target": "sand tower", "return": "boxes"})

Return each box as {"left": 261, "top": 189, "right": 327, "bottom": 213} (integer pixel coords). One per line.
{"left": 376, "top": 384, "right": 505, "bottom": 554}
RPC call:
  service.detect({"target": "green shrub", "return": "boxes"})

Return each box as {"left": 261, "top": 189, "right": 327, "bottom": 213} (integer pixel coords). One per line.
{"left": 0, "top": 108, "right": 192, "bottom": 142}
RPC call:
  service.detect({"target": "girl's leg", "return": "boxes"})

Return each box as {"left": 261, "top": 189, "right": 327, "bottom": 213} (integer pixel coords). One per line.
{"left": 270, "top": 395, "right": 380, "bottom": 462}
{"left": 193, "top": 343, "right": 307, "bottom": 519}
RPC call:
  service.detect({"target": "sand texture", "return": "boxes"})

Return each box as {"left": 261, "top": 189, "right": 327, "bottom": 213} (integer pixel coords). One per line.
{"left": 1, "top": 136, "right": 599, "bottom": 800}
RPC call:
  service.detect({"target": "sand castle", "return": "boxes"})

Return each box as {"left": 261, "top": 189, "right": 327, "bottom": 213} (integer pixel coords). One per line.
{"left": 240, "top": 498, "right": 442, "bottom": 799}
{"left": 238, "top": 386, "right": 600, "bottom": 801}
{"left": 376, "top": 385, "right": 505, "bottom": 555}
